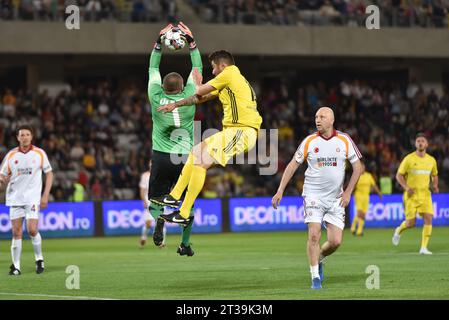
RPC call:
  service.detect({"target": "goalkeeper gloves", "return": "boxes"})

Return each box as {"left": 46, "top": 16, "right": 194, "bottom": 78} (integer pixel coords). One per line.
{"left": 154, "top": 23, "right": 173, "bottom": 51}
{"left": 177, "top": 21, "right": 197, "bottom": 50}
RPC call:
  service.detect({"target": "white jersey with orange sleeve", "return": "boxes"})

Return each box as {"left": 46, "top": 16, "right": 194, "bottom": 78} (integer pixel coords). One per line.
{"left": 139, "top": 171, "right": 151, "bottom": 203}
{"left": 0, "top": 146, "right": 52, "bottom": 206}
{"left": 295, "top": 130, "right": 362, "bottom": 200}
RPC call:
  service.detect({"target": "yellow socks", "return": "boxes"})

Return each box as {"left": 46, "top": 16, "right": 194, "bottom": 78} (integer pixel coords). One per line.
{"left": 170, "top": 153, "right": 194, "bottom": 200}
{"left": 396, "top": 221, "right": 408, "bottom": 235}
{"left": 421, "top": 225, "right": 432, "bottom": 249}
{"left": 351, "top": 216, "right": 359, "bottom": 233}
{"left": 356, "top": 218, "right": 365, "bottom": 236}
{"left": 179, "top": 165, "right": 207, "bottom": 219}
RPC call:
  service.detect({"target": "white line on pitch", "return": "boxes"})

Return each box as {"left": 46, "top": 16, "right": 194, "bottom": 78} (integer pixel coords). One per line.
{"left": 0, "top": 292, "right": 118, "bottom": 300}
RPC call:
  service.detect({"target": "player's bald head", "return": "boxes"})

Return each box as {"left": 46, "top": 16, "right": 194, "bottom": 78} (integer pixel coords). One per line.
{"left": 316, "top": 107, "right": 335, "bottom": 121}
{"left": 163, "top": 72, "right": 183, "bottom": 94}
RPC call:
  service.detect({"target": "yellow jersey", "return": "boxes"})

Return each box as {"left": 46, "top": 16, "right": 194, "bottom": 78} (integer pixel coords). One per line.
{"left": 207, "top": 65, "right": 262, "bottom": 130}
{"left": 397, "top": 152, "right": 438, "bottom": 196}
{"left": 355, "top": 172, "right": 376, "bottom": 197}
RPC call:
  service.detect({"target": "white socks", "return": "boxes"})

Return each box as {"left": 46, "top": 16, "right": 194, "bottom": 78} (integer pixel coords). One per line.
{"left": 11, "top": 233, "right": 44, "bottom": 271}
{"left": 141, "top": 225, "right": 150, "bottom": 240}
{"left": 310, "top": 265, "right": 319, "bottom": 279}
{"left": 31, "top": 233, "right": 43, "bottom": 261}
{"left": 11, "top": 238, "right": 22, "bottom": 270}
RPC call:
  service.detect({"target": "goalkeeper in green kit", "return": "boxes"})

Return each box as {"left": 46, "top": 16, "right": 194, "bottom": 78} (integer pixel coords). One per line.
{"left": 147, "top": 22, "right": 202, "bottom": 256}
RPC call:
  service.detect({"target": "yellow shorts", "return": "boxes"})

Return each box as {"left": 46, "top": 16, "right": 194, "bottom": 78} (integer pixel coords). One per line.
{"left": 403, "top": 193, "right": 434, "bottom": 220}
{"left": 355, "top": 194, "right": 369, "bottom": 213}
{"left": 204, "top": 126, "right": 258, "bottom": 167}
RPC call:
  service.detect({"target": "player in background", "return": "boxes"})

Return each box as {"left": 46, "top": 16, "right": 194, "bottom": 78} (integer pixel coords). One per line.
{"left": 0, "top": 125, "right": 53, "bottom": 275}
{"left": 392, "top": 133, "right": 439, "bottom": 255}
{"left": 156, "top": 50, "right": 262, "bottom": 227}
{"left": 138, "top": 160, "right": 166, "bottom": 248}
{"left": 350, "top": 162, "right": 382, "bottom": 236}
{"left": 271, "top": 107, "right": 362, "bottom": 289}
{"left": 147, "top": 22, "right": 202, "bottom": 256}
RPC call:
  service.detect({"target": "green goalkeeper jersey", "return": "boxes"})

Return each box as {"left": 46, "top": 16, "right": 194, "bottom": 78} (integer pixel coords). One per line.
{"left": 148, "top": 48, "right": 202, "bottom": 154}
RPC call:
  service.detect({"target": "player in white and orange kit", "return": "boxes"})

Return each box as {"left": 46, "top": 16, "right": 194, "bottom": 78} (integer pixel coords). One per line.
{"left": 138, "top": 160, "right": 166, "bottom": 248}
{"left": 0, "top": 125, "right": 53, "bottom": 275}
{"left": 272, "top": 107, "right": 363, "bottom": 289}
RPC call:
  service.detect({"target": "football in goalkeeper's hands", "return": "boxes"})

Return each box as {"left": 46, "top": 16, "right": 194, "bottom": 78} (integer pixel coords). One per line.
{"left": 163, "top": 27, "right": 186, "bottom": 51}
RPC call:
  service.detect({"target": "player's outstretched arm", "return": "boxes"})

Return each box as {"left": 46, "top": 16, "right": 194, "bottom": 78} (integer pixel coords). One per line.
{"left": 148, "top": 24, "right": 173, "bottom": 96}
{"left": 183, "top": 22, "right": 203, "bottom": 90}
{"left": 157, "top": 92, "right": 216, "bottom": 113}
{"left": 272, "top": 157, "right": 301, "bottom": 209}
{"left": 340, "top": 159, "right": 363, "bottom": 208}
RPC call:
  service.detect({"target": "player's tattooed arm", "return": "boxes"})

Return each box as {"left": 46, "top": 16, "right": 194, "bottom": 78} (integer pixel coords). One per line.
{"left": 157, "top": 93, "right": 216, "bottom": 113}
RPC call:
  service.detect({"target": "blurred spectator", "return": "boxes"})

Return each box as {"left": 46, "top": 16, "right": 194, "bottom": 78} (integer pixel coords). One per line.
{"left": 85, "top": 0, "right": 101, "bottom": 21}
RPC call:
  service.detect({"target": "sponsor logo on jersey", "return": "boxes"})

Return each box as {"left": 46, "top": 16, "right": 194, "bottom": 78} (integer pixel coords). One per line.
{"left": 314, "top": 147, "right": 319, "bottom": 153}
{"left": 17, "top": 168, "right": 33, "bottom": 175}
{"left": 317, "top": 157, "right": 338, "bottom": 167}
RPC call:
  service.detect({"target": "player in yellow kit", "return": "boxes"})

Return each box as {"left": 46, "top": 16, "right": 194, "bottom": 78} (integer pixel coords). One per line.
{"left": 156, "top": 50, "right": 262, "bottom": 225}
{"left": 392, "top": 133, "right": 439, "bottom": 255}
{"left": 350, "top": 162, "right": 382, "bottom": 236}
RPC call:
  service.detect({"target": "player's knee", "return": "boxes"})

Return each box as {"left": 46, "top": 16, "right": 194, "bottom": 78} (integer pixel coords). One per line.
{"left": 28, "top": 228, "right": 38, "bottom": 237}
{"left": 329, "top": 238, "right": 342, "bottom": 249}
{"left": 406, "top": 220, "right": 415, "bottom": 228}
{"left": 308, "top": 233, "right": 320, "bottom": 244}
{"left": 12, "top": 229, "right": 22, "bottom": 239}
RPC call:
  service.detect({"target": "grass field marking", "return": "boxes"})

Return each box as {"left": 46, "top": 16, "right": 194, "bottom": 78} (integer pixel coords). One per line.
{"left": 0, "top": 292, "right": 118, "bottom": 300}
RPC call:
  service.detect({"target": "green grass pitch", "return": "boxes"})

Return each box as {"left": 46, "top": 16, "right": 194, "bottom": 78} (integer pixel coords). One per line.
{"left": 0, "top": 227, "right": 448, "bottom": 300}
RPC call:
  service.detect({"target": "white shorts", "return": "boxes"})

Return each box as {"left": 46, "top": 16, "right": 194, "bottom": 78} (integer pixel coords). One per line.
{"left": 303, "top": 197, "right": 345, "bottom": 230}
{"left": 142, "top": 211, "right": 152, "bottom": 222}
{"left": 10, "top": 204, "right": 40, "bottom": 221}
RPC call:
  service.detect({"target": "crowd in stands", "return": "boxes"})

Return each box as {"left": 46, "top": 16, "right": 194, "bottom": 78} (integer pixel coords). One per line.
{"left": 0, "top": 74, "right": 448, "bottom": 201}
{"left": 192, "top": 0, "right": 449, "bottom": 28}
{"left": 0, "top": 0, "right": 178, "bottom": 22}
{"left": 1, "top": 0, "right": 448, "bottom": 28}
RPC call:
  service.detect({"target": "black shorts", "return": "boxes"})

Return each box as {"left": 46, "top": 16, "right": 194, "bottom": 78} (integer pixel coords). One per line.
{"left": 148, "top": 150, "right": 189, "bottom": 198}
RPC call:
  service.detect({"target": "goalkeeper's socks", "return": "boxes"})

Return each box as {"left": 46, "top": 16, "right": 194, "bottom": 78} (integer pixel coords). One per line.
{"left": 181, "top": 211, "right": 194, "bottom": 246}
{"left": 421, "top": 224, "right": 432, "bottom": 249}
{"left": 179, "top": 165, "right": 206, "bottom": 219}
{"left": 148, "top": 202, "right": 164, "bottom": 220}
{"left": 171, "top": 153, "right": 195, "bottom": 200}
